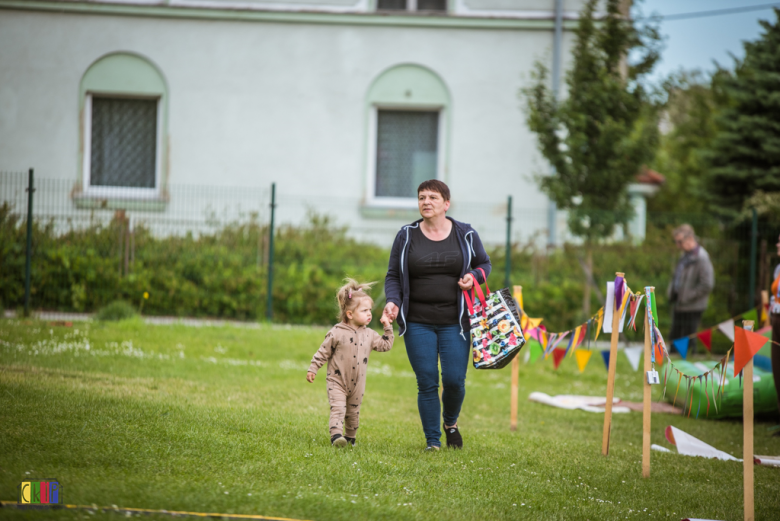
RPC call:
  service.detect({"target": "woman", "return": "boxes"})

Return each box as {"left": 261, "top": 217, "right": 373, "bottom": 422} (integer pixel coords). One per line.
{"left": 770, "top": 232, "right": 780, "bottom": 433}
{"left": 383, "top": 180, "right": 491, "bottom": 451}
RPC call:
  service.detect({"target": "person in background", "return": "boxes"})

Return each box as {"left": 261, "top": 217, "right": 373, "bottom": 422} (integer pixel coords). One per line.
{"left": 667, "top": 224, "right": 715, "bottom": 355}
{"left": 769, "top": 232, "right": 780, "bottom": 433}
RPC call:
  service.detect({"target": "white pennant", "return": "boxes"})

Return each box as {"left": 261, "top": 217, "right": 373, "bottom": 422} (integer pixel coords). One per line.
{"left": 717, "top": 319, "right": 735, "bottom": 342}
{"left": 623, "top": 346, "right": 643, "bottom": 372}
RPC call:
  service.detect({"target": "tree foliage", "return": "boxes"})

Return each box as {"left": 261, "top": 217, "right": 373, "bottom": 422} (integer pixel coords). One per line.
{"left": 524, "top": 0, "right": 661, "bottom": 242}
{"left": 703, "top": 9, "right": 780, "bottom": 218}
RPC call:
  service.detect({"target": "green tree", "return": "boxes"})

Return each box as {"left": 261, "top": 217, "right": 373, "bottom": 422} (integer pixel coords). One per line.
{"left": 524, "top": 0, "right": 661, "bottom": 242}
{"left": 648, "top": 69, "right": 730, "bottom": 213}
{"left": 704, "top": 9, "right": 780, "bottom": 218}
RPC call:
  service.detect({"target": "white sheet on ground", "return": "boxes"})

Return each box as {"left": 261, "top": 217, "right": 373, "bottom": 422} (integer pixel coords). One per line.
{"left": 668, "top": 426, "right": 741, "bottom": 462}
{"left": 528, "top": 392, "right": 631, "bottom": 413}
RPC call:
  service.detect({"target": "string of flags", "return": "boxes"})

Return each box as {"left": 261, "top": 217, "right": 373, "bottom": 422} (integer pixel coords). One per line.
{"left": 669, "top": 306, "right": 769, "bottom": 358}
{"left": 516, "top": 278, "right": 772, "bottom": 419}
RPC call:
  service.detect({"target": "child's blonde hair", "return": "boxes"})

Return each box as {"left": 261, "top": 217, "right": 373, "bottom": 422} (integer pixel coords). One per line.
{"left": 337, "top": 278, "right": 375, "bottom": 322}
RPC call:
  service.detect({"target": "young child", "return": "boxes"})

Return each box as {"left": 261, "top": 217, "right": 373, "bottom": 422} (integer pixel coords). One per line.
{"left": 307, "top": 279, "right": 394, "bottom": 447}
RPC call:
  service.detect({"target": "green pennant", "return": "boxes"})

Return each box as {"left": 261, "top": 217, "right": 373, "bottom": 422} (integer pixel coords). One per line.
{"left": 528, "top": 342, "right": 543, "bottom": 364}
{"left": 742, "top": 308, "right": 758, "bottom": 323}
{"left": 650, "top": 291, "right": 659, "bottom": 325}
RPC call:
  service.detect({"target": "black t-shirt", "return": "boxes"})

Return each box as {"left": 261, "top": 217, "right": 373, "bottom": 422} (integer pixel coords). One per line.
{"left": 406, "top": 225, "right": 463, "bottom": 325}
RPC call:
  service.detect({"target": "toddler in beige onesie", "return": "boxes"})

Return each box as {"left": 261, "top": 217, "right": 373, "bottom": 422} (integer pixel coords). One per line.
{"left": 307, "top": 279, "right": 394, "bottom": 447}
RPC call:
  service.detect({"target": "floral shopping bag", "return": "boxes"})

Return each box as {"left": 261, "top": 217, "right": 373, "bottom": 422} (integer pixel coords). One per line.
{"left": 465, "top": 268, "right": 526, "bottom": 369}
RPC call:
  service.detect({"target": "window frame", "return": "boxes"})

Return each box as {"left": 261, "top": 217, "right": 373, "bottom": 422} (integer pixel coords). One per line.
{"left": 376, "top": 0, "right": 448, "bottom": 13}
{"left": 366, "top": 103, "right": 447, "bottom": 209}
{"left": 82, "top": 92, "right": 163, "bottom": 200}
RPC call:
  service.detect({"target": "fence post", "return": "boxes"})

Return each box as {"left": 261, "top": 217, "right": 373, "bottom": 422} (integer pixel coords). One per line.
{"left": 749, "top": 208, "right": 757, "bottom": 309}
{"left": 505, "top": 195, "right": 512, "bottom": 288}
{"left": 23, "top": 168, "right": 35, "bottom": 318}
{"left": 266, "top": 182, "right": 276, "bottom": 321}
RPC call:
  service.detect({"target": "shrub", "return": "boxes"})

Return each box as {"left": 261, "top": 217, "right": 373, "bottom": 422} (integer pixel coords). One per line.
{"left": 96, "top": 300, "right": 138, "bottom": 321}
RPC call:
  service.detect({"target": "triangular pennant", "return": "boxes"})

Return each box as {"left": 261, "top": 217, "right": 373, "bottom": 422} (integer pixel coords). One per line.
{"left": 528, "top": 342, "right": 543, "bottom": 364}
{"left": 575, "top": 349, "right": 592, "bottom": 373}
{"left": 733, "top": 326, "right": 769, "bottom": 377}
{"left": 742, "top": 309, "right": 758, "bottom": 323}
{"left": 575, "top": 323, "right": 587, "bottom": 349}
{"left": 567, "top": 326, "right": 582, "bottom": 357}
{"left": 673, "top": 337, "right": 689, "bottom": 360}
{"left": 696, "top": 329, "right": 712, "bottom": 352}
{"left": 594, "top": 308, "right": 604, "bottom": 341}
{"left": 524, "top": 317, "right": 543, "bottom": 333}
{"left": 629, "top": 297, "right": 639, "bottom": 330}
{"left": 513, "top": 286, "right": 524, "bottom": 310}
{"left": 717, "top": 319, "right": 735, "bottom": 341}
{"left": 540, "top": 330, "right": 549, "bottom": 350}
{"left": 600, "top": 350, "right": 610, "bottom": 370}
{"left": 552, "top": 348, "right": 566, "bottom": 369}
{"left": 548, "top": 331, "right": 569, "bottom": 356}
{"left": 526, "top": 327, "right": 540, "bottom": 342}
{"left": 520, "top": 314, "right": 529, "bottom": 331}
{"left": 623, "top": 346, "right": 643, "bottom": 372}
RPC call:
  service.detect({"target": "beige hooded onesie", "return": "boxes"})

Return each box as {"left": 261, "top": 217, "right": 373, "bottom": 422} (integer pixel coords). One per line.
{"left": 309, "top": 323, "right": 394, "bottom": 438}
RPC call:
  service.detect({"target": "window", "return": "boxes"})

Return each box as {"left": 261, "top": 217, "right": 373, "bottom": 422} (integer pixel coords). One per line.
{"left": 377, "top": 0, "right": 447, "bottom": 12}
{"left": 79, "top": 52, "right": 168, "bottom": 200}
{"left": 375, "top": 110, "right": 439, "bottom": 198}
{"left": 87, "top": 96, "right": 159, "bottom": 189}
{"left": 365, "top": 64, "right": 450, "bottom": 208}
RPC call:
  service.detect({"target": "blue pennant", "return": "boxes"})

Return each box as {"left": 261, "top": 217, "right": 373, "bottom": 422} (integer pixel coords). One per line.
{"left": 673, "top": 337, "right": 689, "bottom": 359}
{"left": 600, "top": 350, "right": 610, "bottom": 370}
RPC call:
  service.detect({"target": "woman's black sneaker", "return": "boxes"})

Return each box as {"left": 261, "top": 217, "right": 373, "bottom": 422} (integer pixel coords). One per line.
{"left": 444, "top": 424, "right": 463, "bottom": 449}
{"left": 345, "top": 437, "right": 356, "bottom": 446}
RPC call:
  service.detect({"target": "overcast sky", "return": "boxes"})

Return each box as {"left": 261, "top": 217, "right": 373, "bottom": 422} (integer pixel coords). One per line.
{"left": 636, "top": 0, "right": 779, "bottom": 82}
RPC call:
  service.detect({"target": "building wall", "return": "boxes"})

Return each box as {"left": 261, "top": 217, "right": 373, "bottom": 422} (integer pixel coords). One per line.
{"left": 0, "top": 2, "right": 577, "bottom": 245}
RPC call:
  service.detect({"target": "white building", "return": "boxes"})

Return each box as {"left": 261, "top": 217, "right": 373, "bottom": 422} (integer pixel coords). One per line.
{"left": 0, "top": 0, "right": 608, "bottom": 246}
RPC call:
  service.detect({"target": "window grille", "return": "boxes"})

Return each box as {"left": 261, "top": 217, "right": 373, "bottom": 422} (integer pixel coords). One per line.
{"left": 375, "top": 110, "right": 439, "bottom": 198}
{"left": 377, "top": 0, "right": 446, "bottom": 11}
{"left": 90, "top": 97, "right": 158, "bottom": 188}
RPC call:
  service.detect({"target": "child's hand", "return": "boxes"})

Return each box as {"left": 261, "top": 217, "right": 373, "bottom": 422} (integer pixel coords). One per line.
{"left": 380, "top": 314, "right": 392, "bottom": 328}
{"left": 306, "top": 372, "right": 316, "bottom": 383}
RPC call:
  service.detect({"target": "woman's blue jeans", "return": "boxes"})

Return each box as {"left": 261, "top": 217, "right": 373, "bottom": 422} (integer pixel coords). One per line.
{"left": 404, "top": 322, "right": 470, "bottom": 447}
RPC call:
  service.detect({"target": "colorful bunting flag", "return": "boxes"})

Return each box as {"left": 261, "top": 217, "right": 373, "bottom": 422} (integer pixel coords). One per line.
{"left": 742, "top": 308, "right": 758, "bottom": 323}
{"left": 600, "top": 350, "right": 610, "bottom": 370}
{"left": 576, "top": 323, "right": 587, "bottom": 349}
{"left": 733, "top": 326, "right": 769, "bottom": 377}
{"left": 623, "top": 346, "right": 642, "bottom": 372}
{"left": 575, "top": 349, "right": 592, "bottom": 373}
{"left": 717, "top": 319, "right": 735, "bottom": 341}
{"left": 513, "top": 286, "right": 524, "bottom": 310}
{"left": 524, "top": 317, "right": 543, "bottom": 333}
{"left": 673, "top": 337, "right": 689, "bottom": 359}
{"left": 603, "top": 281, "right": 628, "bottom": 333}
{"left": 528, "top": 342, "right": 543, "bottom": 364}
{"left": 696, "top": 329, "right": 712, "bottom": 352}
{"left": 552, "top": 348, "right": 566, "bottom": 369}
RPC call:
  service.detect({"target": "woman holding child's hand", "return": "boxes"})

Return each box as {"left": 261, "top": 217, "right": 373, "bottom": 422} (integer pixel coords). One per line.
{"left": 383, "top": 180, "right": 491, "bottom": 451}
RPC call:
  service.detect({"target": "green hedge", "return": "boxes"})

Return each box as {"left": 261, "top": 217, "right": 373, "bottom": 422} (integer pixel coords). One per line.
{"left": 0, "top": 203, "right": 749, "bottom": 346}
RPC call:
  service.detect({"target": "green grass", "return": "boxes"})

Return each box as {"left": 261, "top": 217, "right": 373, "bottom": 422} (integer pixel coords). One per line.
{"left": 1, "top": 318, "right": 779, "bottom": 521}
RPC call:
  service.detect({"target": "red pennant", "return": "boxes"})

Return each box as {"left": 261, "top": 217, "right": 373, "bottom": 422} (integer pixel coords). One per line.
{"left": 575, "top": 323, "right": 588, "bottom": 348}
{"left": 733, "top": 326, "right": 769, "bottom": 377}
{"left": 552, "top": 348, "right": 566, "bottom": 370}
{"left": 696, "top": 329, "right": 712, "bottom": 352}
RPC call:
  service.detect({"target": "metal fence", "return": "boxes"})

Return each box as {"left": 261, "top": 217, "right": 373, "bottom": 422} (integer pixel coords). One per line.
{"left": 1, "top": 170, "right": 777, "bottom": 332}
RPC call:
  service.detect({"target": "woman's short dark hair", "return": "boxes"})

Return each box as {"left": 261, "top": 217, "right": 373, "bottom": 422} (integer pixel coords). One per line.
{"left": 417, "top": 179, "right": 450, "bottom": 201}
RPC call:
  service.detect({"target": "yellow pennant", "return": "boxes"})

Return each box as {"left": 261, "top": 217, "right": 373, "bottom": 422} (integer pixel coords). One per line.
{"left": 575, "top": 349, "right": 592, "bottom": 373}
{"left": 513, "top": 285, "right": 524, "bottom": 310}
{"left": 540, "top": 331, "right": 549, "bottom": 350}
{"left": 526, "top": 317, "right": 543, "bottom": 331}
{"left": 568, "top": 325, "right": 582, "bottom": 357}
{"left": 594, "top": 308, "right": 604, "bottom": 341}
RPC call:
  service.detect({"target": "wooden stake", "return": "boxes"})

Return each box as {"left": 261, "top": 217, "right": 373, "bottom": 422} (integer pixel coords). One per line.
{"left": 602, "top": 272, "right": 624, "bottom": 456}
{"left": 641, "top": 287, "right": 654, "bottom": 478}
{"left": 761, "top": 290, "right": 769, "bottom": 327}
{"left": 743, "top": 320, "right": 755, "bottom": 521}
{"left": 510, "top": 285, "right": 523, "bottom": 432}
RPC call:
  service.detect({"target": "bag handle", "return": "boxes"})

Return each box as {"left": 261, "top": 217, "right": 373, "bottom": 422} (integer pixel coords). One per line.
{"left": 473, "top": 267, "right": 491, "bottom": 295}
{"left": 463, "top": 288, "right": 475, "bottom": 316}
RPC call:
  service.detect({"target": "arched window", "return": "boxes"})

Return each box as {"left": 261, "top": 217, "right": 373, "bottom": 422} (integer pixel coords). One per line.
{"left": 365, "top": 64, "right": 451, "bottom": 208}
{"left": 79, "top": 52, "right": 168, "bottom": 199}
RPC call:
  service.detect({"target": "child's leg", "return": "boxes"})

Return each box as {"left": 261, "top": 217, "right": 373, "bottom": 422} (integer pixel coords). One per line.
{"left": 327, "top": 382, "right": 347, "bottom": 438}
{"left": 344, "top": 381, "right": 365, "bottom": 438}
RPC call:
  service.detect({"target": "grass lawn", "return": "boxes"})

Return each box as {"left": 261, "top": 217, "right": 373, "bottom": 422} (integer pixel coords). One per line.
{"left": 1, "top": 317, "right": 779, "bottom": 521}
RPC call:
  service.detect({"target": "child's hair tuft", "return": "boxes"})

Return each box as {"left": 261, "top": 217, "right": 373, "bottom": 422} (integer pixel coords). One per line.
{"left": 336, "top": 278, "right": 375, "bottom": 322}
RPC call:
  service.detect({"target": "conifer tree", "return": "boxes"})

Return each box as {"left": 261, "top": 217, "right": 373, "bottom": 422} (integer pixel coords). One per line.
{"left": 524, "top": 0, "right": 660, "bottom": 243}
{"left": 704, "top": 9, "right": 780, "bottom": 217}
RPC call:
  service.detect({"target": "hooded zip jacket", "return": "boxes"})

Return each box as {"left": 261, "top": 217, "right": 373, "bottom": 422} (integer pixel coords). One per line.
{"left": 384, "top": 217, "right": 491, "bottom": 338}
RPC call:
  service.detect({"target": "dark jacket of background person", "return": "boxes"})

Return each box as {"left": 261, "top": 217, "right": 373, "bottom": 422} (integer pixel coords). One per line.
{"left": 385, "top": 217, "right": 491, "bottom": 338}
{"left": 667, "top": 245, "right": 715, "bottom": 312}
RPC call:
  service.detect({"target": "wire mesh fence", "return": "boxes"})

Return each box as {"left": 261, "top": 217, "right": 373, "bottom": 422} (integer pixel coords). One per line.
{"left": 1, "top": 170, "right": 777, "bottom": 338}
